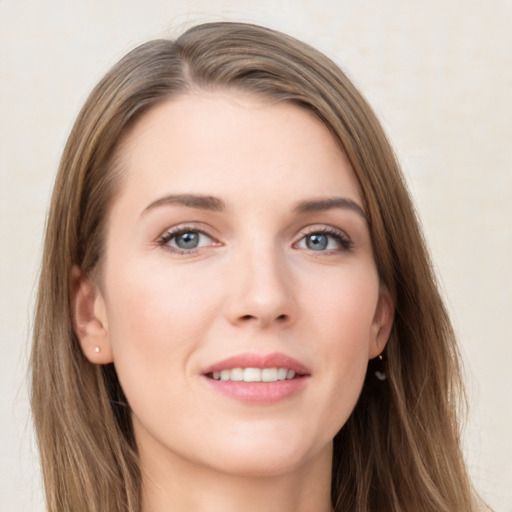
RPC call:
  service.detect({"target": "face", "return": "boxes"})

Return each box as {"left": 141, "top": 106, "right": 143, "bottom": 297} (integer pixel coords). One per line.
{"left": 75, "top": 91, "right": 393, "bottom": 479}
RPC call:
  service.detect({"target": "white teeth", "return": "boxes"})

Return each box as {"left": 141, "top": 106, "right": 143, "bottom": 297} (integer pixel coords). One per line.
{"left": 277, "top": 368, "right": 288, "bottom": 380}
{"left": 244, "top": 368, "right": 261, "bottom": 382}
{"left": 261, "top": 368, "right": 278, "bottom": 382}
{"left": 210, "top": 367, "right": 298, "bottom": 382}
{"left": 230, "top": 368, "right": 244, "bottom": 381}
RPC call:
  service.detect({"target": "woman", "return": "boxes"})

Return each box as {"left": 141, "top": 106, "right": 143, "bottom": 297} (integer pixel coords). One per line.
{"left": 31, "top": 21, "right": 486, "bottom": 511}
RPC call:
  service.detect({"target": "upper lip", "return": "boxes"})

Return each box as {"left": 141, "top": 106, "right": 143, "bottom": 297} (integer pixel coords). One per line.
{"left": 202, "top": 352, "right": 310, "bottom": 376}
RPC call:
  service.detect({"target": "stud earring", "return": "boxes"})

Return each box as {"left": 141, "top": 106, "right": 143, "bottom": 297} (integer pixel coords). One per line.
{"left": 94, "top": 346, "right": 101, "bottom": 353}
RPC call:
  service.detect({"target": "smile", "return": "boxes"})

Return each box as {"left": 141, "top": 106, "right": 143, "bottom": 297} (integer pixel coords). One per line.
{"left": 209, "top": 367, "right": 297, "bottom": 382}
{"left": 201, "top": 352, "right": 310, "bottom": 403}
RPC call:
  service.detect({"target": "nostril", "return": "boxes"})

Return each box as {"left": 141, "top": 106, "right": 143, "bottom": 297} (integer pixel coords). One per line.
{"left": 238, "top": 313, "right": 288, "bottom": 324}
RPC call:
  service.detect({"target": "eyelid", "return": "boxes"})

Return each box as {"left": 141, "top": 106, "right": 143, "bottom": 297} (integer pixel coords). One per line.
{"left": 294, "top": 224, "right": 353, "bottom": 251}
{"left": 157, "top": 224, "right": 220, "bottom": 253}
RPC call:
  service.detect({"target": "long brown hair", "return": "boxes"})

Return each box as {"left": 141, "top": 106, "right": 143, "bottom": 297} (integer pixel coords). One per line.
{"left": 31, "top": 21, "right": 486, "bottom": 511}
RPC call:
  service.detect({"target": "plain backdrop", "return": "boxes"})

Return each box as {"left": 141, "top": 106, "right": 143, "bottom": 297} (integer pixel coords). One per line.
{"left": 1, "top": 1, "right": 511, "bottom": 510}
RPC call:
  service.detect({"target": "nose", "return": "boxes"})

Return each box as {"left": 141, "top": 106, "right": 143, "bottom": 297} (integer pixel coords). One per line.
{"left": 224, "top": 244, "right": 296, "bottom": 328}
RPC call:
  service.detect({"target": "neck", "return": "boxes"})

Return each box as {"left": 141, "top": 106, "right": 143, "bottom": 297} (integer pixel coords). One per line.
{"left": 139, "top": 440, "right": 334, "bottom": 512}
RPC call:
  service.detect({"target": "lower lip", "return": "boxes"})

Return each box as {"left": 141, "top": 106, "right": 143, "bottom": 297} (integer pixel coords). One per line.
{"left": 202, "top": 376, "right": 309, "bottom": 404}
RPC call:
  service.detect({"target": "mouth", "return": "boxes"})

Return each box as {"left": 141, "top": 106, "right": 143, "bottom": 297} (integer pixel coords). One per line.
{"left": 201, "top": 352, "right": 310, "bottom": 403}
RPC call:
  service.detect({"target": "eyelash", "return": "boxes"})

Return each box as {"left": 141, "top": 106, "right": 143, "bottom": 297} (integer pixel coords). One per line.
{"left": 157, "top": 225, "right": 353, "bottom": 255}
{"left": 296, "top": 227, "right": 353, "bottom": 252}
{"left": 157, "top": 225, "right": 215, "bottom": 255}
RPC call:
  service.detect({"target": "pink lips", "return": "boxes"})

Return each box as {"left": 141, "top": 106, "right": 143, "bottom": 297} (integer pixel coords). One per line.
{"left": 202, "top": 352, "right": 310, "bottom": 375}
{"left": 201, "top": 352, "right": 310, "bottom": 404}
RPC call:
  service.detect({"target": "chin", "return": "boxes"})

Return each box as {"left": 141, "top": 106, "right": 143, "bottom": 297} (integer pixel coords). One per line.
{"left": 197, "top": 429, "right": 332, "bottom": 479}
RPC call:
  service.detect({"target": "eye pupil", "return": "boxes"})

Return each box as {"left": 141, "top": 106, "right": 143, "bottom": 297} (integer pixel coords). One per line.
{"left": 306, "top": 234, "right": 328, "bottom": 251}
{"left": 176, "top": 232, "right": 199, "bottom": 249}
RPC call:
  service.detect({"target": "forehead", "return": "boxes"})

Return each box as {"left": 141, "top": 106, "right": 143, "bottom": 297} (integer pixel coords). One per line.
{"left": 115, "top": 90, "right": 362, "bottom": 211}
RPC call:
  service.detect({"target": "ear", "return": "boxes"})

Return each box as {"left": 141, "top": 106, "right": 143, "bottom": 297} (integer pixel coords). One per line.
{"left": 368, "top": 286, "right": 394, "bottom": 359}
{"left": 71, "top": 265, "right": 114, "bottom": 364}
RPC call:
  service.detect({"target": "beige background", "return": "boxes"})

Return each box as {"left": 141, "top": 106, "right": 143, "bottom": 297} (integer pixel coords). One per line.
{"left": 1, "top": 1, "right": 511, "bottom": 510}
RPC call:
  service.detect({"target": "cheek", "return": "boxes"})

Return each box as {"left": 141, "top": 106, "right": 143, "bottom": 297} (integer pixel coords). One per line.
{"left": 102, "top": 260, "right": 221, "bottom": 397}
{"left": 300, "top": 266, "right": 379, "bottom": 422}
{"left": 302, "top": 264, "right": 379, "bottom": 343}
{"left": 106, "top": 258, "right": 217, "bottom": 340}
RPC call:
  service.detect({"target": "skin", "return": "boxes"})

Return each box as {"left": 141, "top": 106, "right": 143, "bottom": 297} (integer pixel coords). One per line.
{"left": 73, "top": 91, "right": 394, "bottom": 512}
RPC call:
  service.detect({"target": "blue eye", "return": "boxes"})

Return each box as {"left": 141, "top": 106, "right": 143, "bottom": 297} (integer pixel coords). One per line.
{"left": 159, "top": 228, "right": 215, "bottom": 253}
{"left": 305, "top": 233, "right": 329, "bottom": 251}
{"left": 174, "top": 231, "right": 200, "bottom": 249}
{"left": 297, "top": 229, "right": 351, "bottom": 252}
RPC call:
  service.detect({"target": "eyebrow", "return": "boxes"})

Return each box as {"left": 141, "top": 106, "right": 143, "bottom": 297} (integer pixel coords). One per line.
{"left": 142, "top": 193, "right": 367, "bottom": 221}
{"left": 294, "top": 197, "right": 367, "bottom": 220}
{"left": 142, "top": 194, "right": 226, "bottom": 214}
